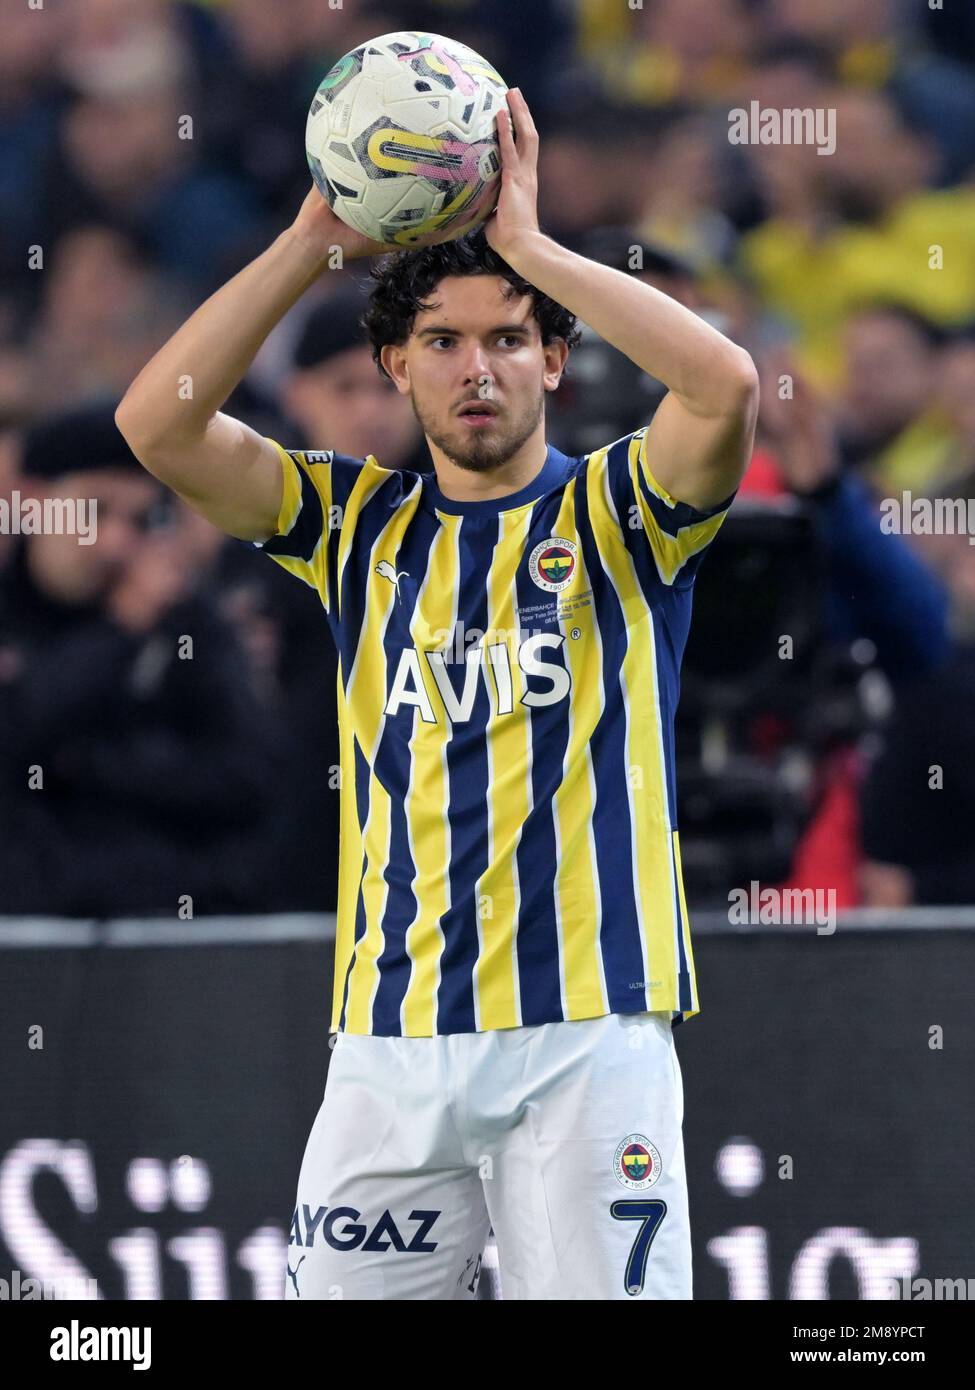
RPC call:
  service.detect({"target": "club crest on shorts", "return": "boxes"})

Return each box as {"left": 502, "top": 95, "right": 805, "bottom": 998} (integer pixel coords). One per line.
{"left": 614, "top": 1134, "right": 662, "bottom": 1190}
{"left": 528, "top": 537, "right": 577, "bottom": 593}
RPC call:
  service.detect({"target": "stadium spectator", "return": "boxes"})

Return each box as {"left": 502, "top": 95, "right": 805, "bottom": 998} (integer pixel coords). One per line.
{"left": 739, "top": 89, "right": 975, "bottom": 382}
{"left": 35, "top": 57, "right": 266, "bottom": 296}
{"left": 927, "top": 335, "right": 975, "bottom": 497}
{"left": 0, "top": 404, "right": 285, "bottom": 916}
{"left": 200, "top": 0, "right": 351, "bottom": 215}
{"left": 280, "top": 285, "right": 427, "bottom": 470}
{"left": 739, "top": 352, "right": 953, "bottom": 905}
{"left": 537, "top": 107, "right": 660, "bottom": 249}
{"left": 576, "top": 0, "right": 758, "bottom": 108}
{"left": 22, "top": 225, "right": 188, "bottom": 414}
{"left": 836, "top": 304, "right": 953, "bottom": 493}
{"left": 754, "top": 351, "right": 951, "bottom": 688}
{"left": 0, "top": 0, "right": 66, "bottom": 310}
{"left": 859, "top": 535, "right": 975, "bottom": 906}
{"left": 764, "top": 0, "right": 975, "bottom": 180}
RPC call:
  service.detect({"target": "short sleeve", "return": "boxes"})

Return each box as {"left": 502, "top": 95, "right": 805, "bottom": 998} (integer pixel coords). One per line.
{"left": 610, "top": 426, "right": 737, "bottom": 590}
{"left": 254, "top": 439, "right": 336, "bottom": 608}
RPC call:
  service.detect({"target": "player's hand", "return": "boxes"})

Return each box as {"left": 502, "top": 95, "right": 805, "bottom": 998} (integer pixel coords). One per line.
{"left": 485, "top": 87, "right": 540, "bottom": 261}
{"left": 290, "top": 184, "right": 403, "bottom": 263}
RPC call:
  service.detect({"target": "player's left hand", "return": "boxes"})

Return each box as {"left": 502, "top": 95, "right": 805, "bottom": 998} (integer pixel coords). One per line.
{"left": 484, "top": 87, "right": 540, "bottom": 261}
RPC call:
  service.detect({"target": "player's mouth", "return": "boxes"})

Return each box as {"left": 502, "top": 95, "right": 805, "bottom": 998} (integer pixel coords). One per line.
{"left": 457, "top": 401, "right": 499, "bottom": 427}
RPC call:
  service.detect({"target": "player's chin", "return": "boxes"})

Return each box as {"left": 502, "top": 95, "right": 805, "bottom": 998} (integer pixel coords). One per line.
{"left": 454, "top": 421, "right": 506, "bottom": 457}
{"left": 451, "top": 432, "right": 506, "bottom": 470}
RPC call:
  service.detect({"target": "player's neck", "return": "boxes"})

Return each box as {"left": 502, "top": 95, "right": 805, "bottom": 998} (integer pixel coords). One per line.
{"left": 428, "top": 432, "right": 549, "bottom": 504}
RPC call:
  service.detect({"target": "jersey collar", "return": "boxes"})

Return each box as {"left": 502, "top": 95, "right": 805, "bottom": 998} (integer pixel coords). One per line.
{"left": 421, "top": 444, "right": 569, "bottom": 516}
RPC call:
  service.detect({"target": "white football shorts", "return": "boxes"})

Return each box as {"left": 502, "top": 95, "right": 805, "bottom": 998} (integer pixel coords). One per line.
{"left": 285, "top": 1009, "right": 691, "bottom": 1300}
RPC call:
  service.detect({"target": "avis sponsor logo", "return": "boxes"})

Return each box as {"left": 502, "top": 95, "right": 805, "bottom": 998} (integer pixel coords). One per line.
{"left": 289, "top": 1204, "right": 441, "bottom": 1253}
{"left": 385, "top": 633, "right": 571, "bottom": 721}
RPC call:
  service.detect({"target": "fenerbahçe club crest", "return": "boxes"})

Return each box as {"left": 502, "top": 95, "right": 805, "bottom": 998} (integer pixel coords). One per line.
{"left": 614, "top": 1134, "right": 663, "bottom": 1190}
{"left": 528, "top": 537, "right": 578, "bottom": 593}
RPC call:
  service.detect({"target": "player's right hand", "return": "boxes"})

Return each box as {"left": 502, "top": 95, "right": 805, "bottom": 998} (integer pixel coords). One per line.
{"left": 290, "top": 184, "right": 463, "bottom": 262}
{"left": 290, "top": 183, "right": 402, "bottom": 262}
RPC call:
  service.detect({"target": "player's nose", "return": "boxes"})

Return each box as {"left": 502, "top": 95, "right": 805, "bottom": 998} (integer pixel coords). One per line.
{"left": 461, "top": 341, "right": 493, "bottom": 381}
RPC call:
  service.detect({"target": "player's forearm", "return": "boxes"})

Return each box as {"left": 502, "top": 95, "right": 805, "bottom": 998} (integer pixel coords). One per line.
{"left": 116, "top": 228, "right": 327, "bottom": 449}
{"left": 504, "top": 231, "right": 755, "bottom": 412}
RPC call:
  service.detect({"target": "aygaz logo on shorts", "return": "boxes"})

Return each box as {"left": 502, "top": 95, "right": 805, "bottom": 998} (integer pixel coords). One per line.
{"left": 614, "top": 1134, "right": 662, "bottom": 1190}
{"left": 528, "top": 537, "right": 577, "bottom": 593}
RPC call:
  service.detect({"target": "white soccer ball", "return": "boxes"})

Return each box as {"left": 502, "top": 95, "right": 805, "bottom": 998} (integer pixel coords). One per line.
{"left": 305, "top": 30, "right": 508, "bottom": 248}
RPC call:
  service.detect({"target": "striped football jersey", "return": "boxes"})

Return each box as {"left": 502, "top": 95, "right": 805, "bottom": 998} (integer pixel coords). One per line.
{"left": 255, "top": 429, "right": 734, "bottom": 1036}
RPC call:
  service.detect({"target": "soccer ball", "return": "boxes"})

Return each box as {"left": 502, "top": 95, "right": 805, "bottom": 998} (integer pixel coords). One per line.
{"left": 305, "top": 30, "right": 508, "bottom": 249}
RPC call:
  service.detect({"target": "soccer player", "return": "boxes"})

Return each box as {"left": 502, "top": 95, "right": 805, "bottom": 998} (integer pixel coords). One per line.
{"left": 116, "top": 88, "right": 758, "bottom": 1299}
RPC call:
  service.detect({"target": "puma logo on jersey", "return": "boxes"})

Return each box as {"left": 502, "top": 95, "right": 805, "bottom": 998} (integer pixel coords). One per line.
{"left": 375, "top": 558, "right": 409, "bottom": 599}
{"left": 287, "top": 1256, "right": 305, "bottom": 1296}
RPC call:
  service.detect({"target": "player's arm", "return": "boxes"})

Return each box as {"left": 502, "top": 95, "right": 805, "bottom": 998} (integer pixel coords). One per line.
{"left": 488, "top": 92, "right": 759, "bottom": 511}
{"left": 115, "top": 188, "right": 396, "bottom": 541}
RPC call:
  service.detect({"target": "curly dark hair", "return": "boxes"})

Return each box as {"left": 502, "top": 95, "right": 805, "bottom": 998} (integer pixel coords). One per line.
{"left": 361, "top": 225, "right": 582, "bottom": 381}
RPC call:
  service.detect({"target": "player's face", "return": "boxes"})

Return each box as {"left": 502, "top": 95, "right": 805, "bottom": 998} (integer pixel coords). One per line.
{"left": 393, "top": 275, "right": 562, "bottom": 473}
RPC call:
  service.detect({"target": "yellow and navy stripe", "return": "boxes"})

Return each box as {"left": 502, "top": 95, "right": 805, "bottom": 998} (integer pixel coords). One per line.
{"left": 256, "top": 428, "right": 734, "bottom": 1036}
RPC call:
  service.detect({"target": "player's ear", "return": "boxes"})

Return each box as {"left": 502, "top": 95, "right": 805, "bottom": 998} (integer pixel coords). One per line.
{"left": 543, "top": 337, "right": 570, "bottom": 390}
{"left": 380, "top": 343, "right": 410, "bottom": 394}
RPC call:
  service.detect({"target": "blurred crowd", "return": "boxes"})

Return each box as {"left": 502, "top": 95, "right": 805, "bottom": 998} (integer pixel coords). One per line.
{"left": 1, "top": 0, "right": 974, "bottom": 917}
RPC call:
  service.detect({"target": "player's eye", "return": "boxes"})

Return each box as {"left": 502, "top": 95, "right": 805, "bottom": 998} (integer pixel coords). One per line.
{"left": 429, "top": 335, "right": 522, "bottom": 349}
